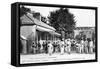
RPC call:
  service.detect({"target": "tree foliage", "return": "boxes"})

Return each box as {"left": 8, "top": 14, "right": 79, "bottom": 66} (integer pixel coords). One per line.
{"left": 48, "top": 8, "right": 76, "bottom": 33}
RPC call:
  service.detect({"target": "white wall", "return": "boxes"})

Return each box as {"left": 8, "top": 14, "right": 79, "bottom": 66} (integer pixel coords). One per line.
{"left": 21, "top": 26, "right": 33, "bottom": 38}
{"left": 0, "top": 0, "right": 99, "bottom": 69}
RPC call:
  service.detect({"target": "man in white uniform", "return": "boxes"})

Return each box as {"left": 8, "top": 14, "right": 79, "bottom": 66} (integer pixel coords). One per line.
{"left": 48, "top": 42, "right": 53, "bottom": 55}
{"left": 80, "top": 39, "right": 85, "bottom": 53}
{"left": 84, "top": 39, "right": 88, "bottom": 53}
{"left": 67, "top": 39, "right": 71, "bottom": 54}
{"left": 89, "top": 40, "right": 93, "bottom": 54}
{"left": 60, "top": 40, "right": 65, "bottom": 55}
{"left": 76, "top": 42, "right": 81, "bottom": 53}
{"left": 64, "top": 39, "right": 68, "bottom": 53}
{"left": 39, "top": 40, "right": 43, "bottom": 53}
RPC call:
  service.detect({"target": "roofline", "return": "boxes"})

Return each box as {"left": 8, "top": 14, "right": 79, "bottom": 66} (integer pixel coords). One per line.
{"left": 75, "top": 27, "right": 95, "bottom": 30}
{"left": 24, "top": 14, "right": 56, "bottom": 31}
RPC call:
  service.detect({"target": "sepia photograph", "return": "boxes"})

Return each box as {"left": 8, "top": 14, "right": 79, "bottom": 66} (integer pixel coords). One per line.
{"left": 19, "top": 4, "right": 96, "bottom": 64}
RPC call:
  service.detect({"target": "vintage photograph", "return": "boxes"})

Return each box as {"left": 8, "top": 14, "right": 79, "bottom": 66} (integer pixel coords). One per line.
{"left": 20, "top": 5, "right": 96, "bottom": 64}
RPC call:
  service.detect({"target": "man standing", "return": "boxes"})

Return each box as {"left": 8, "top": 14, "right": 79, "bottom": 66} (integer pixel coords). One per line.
{"left": 76, "top": 41, "right": 81, "bottom": 53}
{"left": 39, "top": 40, "right": 43, "bottom": 53}
{"left": 67, "top": 39, "right": 71, "bottom": 54}
{"left": 89, "top": 39, "right": 93, "bottom": 54}
{"left": 31, "top": 42, "right": 36, "bottom": 54}
{"left": 64, "top": 39, "right": 68, "bottom": 53}
{"left": 84, "top": 39, "right": 88, "bottom": 53}
{"left": 60, "top": 40, "right": 65, "bottom": 55}
{"left": 80, "top": 39, "right": 85, "bottom": 53}
{"left": 48, "top": 42, "right": 53, "bottom": 55}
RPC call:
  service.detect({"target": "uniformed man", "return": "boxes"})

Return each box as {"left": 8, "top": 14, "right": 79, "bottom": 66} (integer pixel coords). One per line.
{"left": 48, "top": 42, "right": 53, "bottom": 55}
{"left": 64, "top": 39, "right": 68, "bottom": 53}
{"left": 60, "top": 40, "right": 65, "bottom": 55}
{"left": 80, "top": 39, "right": 85, "bottom": 53}
{"left": 89, "top": 39, "right": 93, "bottom": 54}
{"left": 84, "top": 39, "right": 88, "bottom": 53}
{"left": 39, "top": 40, "right": 43, "bottom": 53}
{"left": 76, "top": 41, "right": 81, "bottom": 53}
{"left": 31, "top": 42, "right": 36, "bottom": 54}
{"left": 67, "top": 39, "right": 71, "bottom": 54}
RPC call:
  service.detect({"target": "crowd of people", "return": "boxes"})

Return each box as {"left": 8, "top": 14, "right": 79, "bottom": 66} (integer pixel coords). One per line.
{"left": 31, "top": 38, "right": 95, "bottom": 55}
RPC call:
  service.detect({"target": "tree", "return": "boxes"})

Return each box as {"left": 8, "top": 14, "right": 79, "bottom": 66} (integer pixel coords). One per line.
{"left": 48, "top": 8, "right": 76, "bottom": 39}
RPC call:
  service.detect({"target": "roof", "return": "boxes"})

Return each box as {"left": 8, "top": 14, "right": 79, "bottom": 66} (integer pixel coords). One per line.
{"left": 20, "top": 14, "right": 33, "bottom": 24}
{"left": 20, "top": 13, "right": 55, "bottom": 31}
{"left": 75, "top": 27, "right": 95, "bottom": 30}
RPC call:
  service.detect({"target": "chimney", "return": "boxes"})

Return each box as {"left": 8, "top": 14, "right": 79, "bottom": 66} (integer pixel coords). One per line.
{"left": 32, "top": 12, "right": 41, "bottom": 21}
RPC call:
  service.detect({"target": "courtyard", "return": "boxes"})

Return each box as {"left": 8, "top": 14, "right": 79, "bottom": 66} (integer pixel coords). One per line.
{"left": 20, "top": 53, "right": 95, "bottom": 64}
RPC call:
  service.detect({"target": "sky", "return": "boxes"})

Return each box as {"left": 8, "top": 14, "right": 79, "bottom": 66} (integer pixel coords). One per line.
{"left": 24, "top": 5, "right": 95, "bottom": 27}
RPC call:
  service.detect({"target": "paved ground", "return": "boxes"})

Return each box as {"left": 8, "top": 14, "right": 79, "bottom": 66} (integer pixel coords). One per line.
{"left": 20, "top": 53, "right": 95, "bottom": 64}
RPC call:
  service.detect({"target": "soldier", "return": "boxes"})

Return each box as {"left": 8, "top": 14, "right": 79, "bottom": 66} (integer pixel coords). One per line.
{"left": 89, "top": 39, "right": 94, "bottom": 54}
{"left": 80, "top": 39, "right": 85, "bottom": 53}
{"left": 64, "top": 39, "right": 68, "bottom": 53}
{"left": 39, "top": 40, "right": 43, "bottom": 53}
{"left": 76, "top": 41, "right": 81, "bottom": 53}
{"left": 43, "top": 41, "right": 48, "bottom": 54}
{"left": 54, "top": 41, "right": 58, "bottom": 53}
{"left": 84, "top": 39, "right": 88, "bottom": 53}
{"left": 52, "top": 41, "right": 56, "bottom": 53}
{"left": 57, "top": 40, "right": 61, "bottom": 53}
{"left": 93, "top": 39, "right": 95, "bottom": 53}
{"left": 31, "top": 42, "right": 36, "bottom": 54}
{"left": 60, "top": 40, "right": 65, "bottom": 55}
{"left": 47, "top": 42, "right": 53, "bottom": 55}
{"left": 71, "top": 39, "right": 76, "bottom": 52}
{"left": 67, "top": 39, "right": 71, "bottom": 54}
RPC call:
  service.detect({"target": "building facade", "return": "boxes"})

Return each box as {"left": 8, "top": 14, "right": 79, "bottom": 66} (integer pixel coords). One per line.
{"left": 20, "top": 12, "right": 61, "bottom": 54}
{"left": 74, "top": 27, "right": 95, "bottom": 40}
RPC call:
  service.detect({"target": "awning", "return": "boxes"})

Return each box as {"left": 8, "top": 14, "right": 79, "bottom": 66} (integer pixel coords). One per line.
{"left": 49, "top": 31, "right": 61, "bottom": 36}
{"left": 36, "top": 26, "right": 61, "bottom": 36}
{"left": 36, "top": 26, "right": 53, "bottom": 32}
{"left": 54, "top": 32, "right": 61, "bottom": 36}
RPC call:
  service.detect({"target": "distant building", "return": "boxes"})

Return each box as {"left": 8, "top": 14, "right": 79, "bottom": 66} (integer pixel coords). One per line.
{"left": 74, "top": 27, "right": 95, "bottom": 40}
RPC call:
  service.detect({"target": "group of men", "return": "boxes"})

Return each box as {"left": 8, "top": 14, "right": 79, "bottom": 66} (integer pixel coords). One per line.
{"left": 31, "top": 38, "right": 95, "bottom": 55}
{"left": 75, "top": 39, "right": 95, "bottom": 54}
